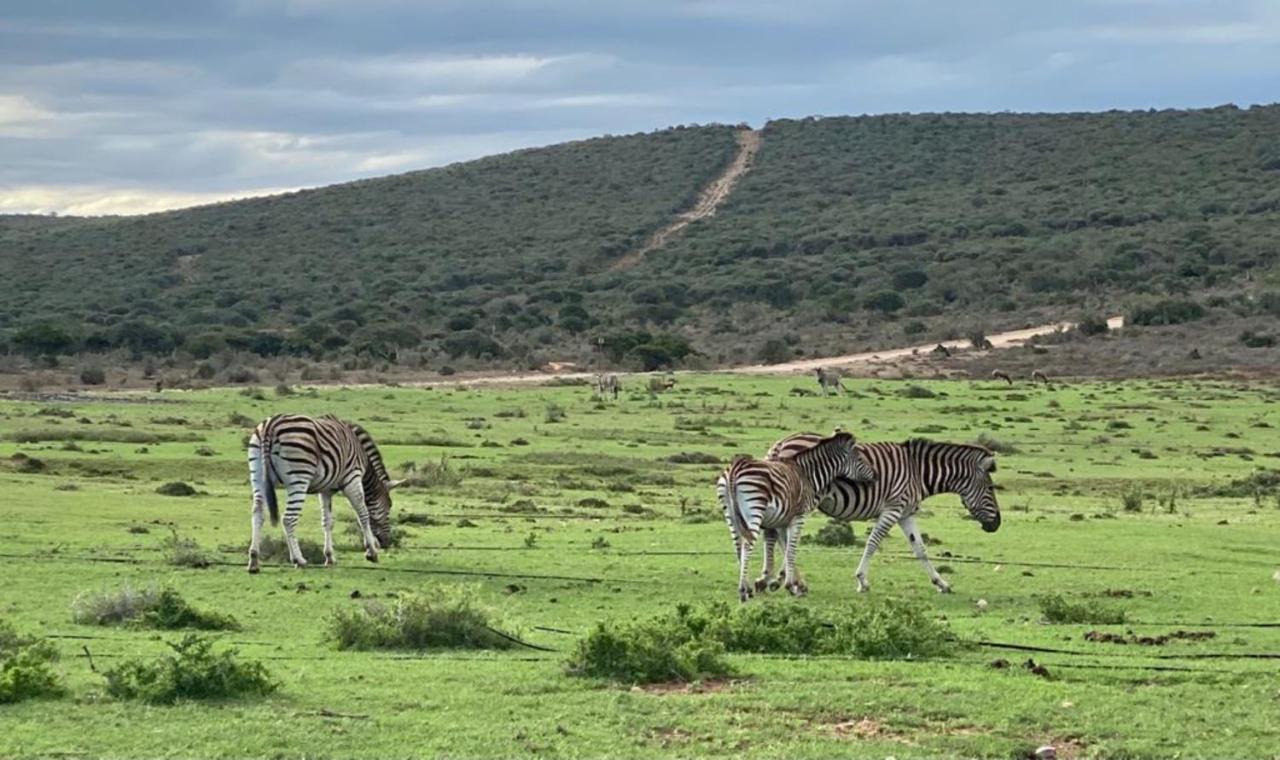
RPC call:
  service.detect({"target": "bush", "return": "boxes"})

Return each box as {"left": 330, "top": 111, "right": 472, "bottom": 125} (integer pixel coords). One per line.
{"left": 79, "top": 367, "right": 107, "bottom": 385}
{"left": 104, "top": 635, "right": 276, "bottom": 704}
{"left": 898, "top": 384, "right": 938, "bottom": 399}
{"left": 805, "top": 519, "right": 858, "bottom": 547}
{"left": 156, "top": 481, "right": 197, "bottom": 497}
{"left": 398, "top": 456, "right": 463, "bottom": 489}
{"left": 330, "top": 586, "right": 519, "bottom": 651}
{"left": 1120, "top": 487, "right": 1145, "bottom": 513}
{"left": 1075, "top": 314, "right": 1110, "bottom": 336}
{"left": 864, "top": 290, "right": 905, "bottom": 314}
{"left": 664, "top": 452, "right": 723, "bottom": 465}
{"left": 0, "top": 635, "right": 64, "bottom": 704}
{"left": 565, "top": 610, "right": 733, "bottom": 684}
{"left": 1128, "top": 299, "right": 1205, "bottom": 326}
{"left": 1038, "top": 594, "right": 1126, "bottom": 625}
{"left": 1239, "top": 330, "right": 1276, "bottom": 348}
{"left": 162, "top": 530, "right": 213, "bottom": 569}
{"left": 756, "top": 338, "right": 792, "bottom": 364}
{"left": 544, "top": 403, "right": 567, "bottom": 423}
{"left": 72, "top": 585, "right": 238, "bottom": 630}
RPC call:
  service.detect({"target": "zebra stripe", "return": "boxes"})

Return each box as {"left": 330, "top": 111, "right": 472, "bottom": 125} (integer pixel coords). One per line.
{"left": 593, "top": 373, "right": 621, "bottom": 400}
{"left": 716, "top": 432, "right": 874, "bottom": 602}
{"left": 765, "top": 434, "right": 1000, "bottom": 593}
{"left": 246, "top": 414, "right": 400, "bottom": 574}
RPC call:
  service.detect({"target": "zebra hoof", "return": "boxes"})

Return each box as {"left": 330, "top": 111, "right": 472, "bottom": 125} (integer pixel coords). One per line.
{"left": 767, "top": 579, "right": 782, "bottom": 592}
{"left": 935, "top": 583, "right": 952, "bottom": 594}
{"left": 324, "top": 555, "right": 336, "bottom": 568}
{"left": 738, "top": 587, "right": 753, "bottom": 603}
{"left": 293, "top": 559, "right": 308, "bottom": 569}
{"left": 753, "top": 577, "right": 774, "bottom": 593}
{"left": 247, "top": 563, "right": 260, "bottom": 575}
{"left": 364, "top": 551, "right": 379, "bottom": 563}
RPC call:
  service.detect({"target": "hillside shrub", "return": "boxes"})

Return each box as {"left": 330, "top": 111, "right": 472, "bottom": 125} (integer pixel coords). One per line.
{"left": 78, "top": 367, "right": 107, "bottom": 385}
{"left": 330, "top": 586, "right": 518, "bottom": 651}
{"left": 1128, "top": 299, "right": 1205, "bottom": 326}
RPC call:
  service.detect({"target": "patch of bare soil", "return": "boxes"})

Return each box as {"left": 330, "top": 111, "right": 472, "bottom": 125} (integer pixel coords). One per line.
{"left": 633, "top": 677, "right": 740, "bottom": 695}
{"left": 827, "top": 717, "right": 915, "bottom": 744}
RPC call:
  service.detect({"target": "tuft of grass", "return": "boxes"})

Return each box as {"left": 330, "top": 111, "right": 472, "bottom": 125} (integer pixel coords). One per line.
{"left": 1038, "top": 594, "right": 1127, "bottom": 625}
{"left": 156, "top": 481, "right": 197, "bottom": 497}
{"left": 1120, "top": 487, "right": 1145, "bottom": 513}
{"left": 972, "top": 432, "right": 1020, "bottom": 455}
{"left": 664, "top": 451, "right": 723, "bottom": 465}
{"left": 252, "top": 533, "right": 327, "bottom": 565}
{"left": 898, "top": 384, "right": 938, "bottom": 399}
{"left": 330, "top": 586, "right": 519, "bottom": 651}
{"left": 398, "top": 456, "right": 463, "bottom": 489}
{"left": 544, "top": 403, "right": 568, "bottom": 423}
{"left": 104, "top": 635, "right": 276, "bottom": 704}
{"left": 72, "top": 585, "right": 238, "bottom": 630}
{"left": 162, "top": 530, "right": 213, "bottom": 569}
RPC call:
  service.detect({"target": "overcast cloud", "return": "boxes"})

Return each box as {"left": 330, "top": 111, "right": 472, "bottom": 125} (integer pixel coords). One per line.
{"left": 2, "top": 1, "right": 1278, "bottom": 215}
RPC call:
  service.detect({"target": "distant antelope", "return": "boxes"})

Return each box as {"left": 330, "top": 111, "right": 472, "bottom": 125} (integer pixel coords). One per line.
{"left": 1031, "top": 370, "right": 1050, "bottom": 385}
{"left": 814, "top": 367, "right": 845, "bottom": 395}
{"left": 991, "top": 369, "right": 1013, "bottom": 385}
{"left": 593, "top": 372, "right": 621, "bottom": 400}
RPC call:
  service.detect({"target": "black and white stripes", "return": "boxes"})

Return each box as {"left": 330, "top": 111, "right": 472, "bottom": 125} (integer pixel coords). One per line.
{"left": 247, "top": 414, "right": 401, "bottom": 573}
{"left": 765, "top": 434, "right": 1000, "bottom": 593}
{"left": 716, "top": 432, "right": 874, "bottom": 601}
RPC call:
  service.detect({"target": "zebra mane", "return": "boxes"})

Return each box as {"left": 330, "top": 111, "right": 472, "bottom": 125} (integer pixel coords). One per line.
{"left": 904, "top": 438, "right": 996, "bottom": 467}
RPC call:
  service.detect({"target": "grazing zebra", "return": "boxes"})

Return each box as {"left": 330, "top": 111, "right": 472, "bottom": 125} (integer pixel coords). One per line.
{"left": 247, "top": 414, "right": 402, "bottom": 573}
{"left": 716, "top": 432, "right": 875, "bottom": 601}
{"left": 1031, "top": 370, "right": 1050, "bottom": 385}
{"left": 764, "top": 434, "right": 1000, "bottom": 593}
{"left": 991, "top": 369, "right": 1012, "bottom": 385}
{"left": 814, "top": 367, "right": 845, "bottom": 395}
{"left": 594, "top": 372, "right": 621, "bottom": 400}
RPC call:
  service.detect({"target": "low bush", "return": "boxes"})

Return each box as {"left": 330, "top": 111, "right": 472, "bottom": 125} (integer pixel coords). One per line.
{"left": 0, "top": 639, "right": 64, "bottom": 704}
{"left": 972, "top": 432, "right": 1020, "bottom": 455}
{"left": 1075, "top": 314, "right": 1111, "bottom": 336}
{"left": 1128, "top": 299, "right": 1205, "bottom": 326}
{"left": 162, "top": 530, "right": 213, "bottom": 569}
{"left": 544, "top": 403, "right": 568, "bottom": 423}
{"left": 79, "top": 367, "right": 107, "bottom": 385}
{"left": 1038, "top": 594, "right": 1127, "bottom": 625}
{"left": 805, "top": 519, "right": 859, "bottom": 547}
{"left": 250, "top": 533, "right": 327, "bottom": 565}
{"left": 1120, "top": 487, "right": 1145, "bottom": 513}
{"left": 565, "top": 609, "right": 733, "bottom": 684}
{"left": 72, "top": 585, "right": 238, "bottom": 630}
{"left": 330, "top": 586, "right": 519, "bottom": 651}
{"left": 104, "top": 635, "right": 276, "bottom": 704}
{"left": 664, "top": 452, "right": 722, "bottom": 465}
{"left": 398, "top": 456, "right": 463, "bottom": 489}
{"left": 156, "top": 481, "right": 197, "bottom": 497}
{"left": 898, "top": 384, "right": 938, "bottom": 399}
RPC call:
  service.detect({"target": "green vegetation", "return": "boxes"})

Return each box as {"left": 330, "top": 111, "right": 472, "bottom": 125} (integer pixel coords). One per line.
{"left": 72, "top": 585, "right": 238, "bottom": 630}
{"left": 0, "top": 622, "right": 64, "bottom": 704}
{"left": 330, "top": 586, "right": 519, "bottom": 651}
{"left": 0, "top": 376, "right": 1278, "bottom": 756}
{"left": 7, "top": 106, "right": 1280, "bottom": 373}
{"left": 104, "top": 635, "right": 276, "bottom": 704}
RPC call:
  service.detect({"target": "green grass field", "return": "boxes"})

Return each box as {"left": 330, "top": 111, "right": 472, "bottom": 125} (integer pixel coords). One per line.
{"left": 1, "top": 375, "right": 1278, "bottom": 759}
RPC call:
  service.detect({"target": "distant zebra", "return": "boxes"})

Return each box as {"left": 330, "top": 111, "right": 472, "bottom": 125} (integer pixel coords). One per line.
{"left": 594, "top": 372, "right": 621, "bottom": 400}
{"left": 814, "top": 367, "right": 845, "bottom": 395}
{"left": 991, "top": 369, "right": 1012, "bottom": 385}
{"left": 247, "top": 414, "right": 402, "bottom": 573}
{"left": 1031, "top": 370, "right": 1050, "bottom": 385}
{"left": 716, "top": 432, "right": 874, "bottom": 601}
{"left": 765, "top": 434, "right": 1000, "bottom": 593}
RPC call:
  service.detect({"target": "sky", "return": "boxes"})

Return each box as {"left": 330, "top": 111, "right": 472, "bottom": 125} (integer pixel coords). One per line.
{"left": 1, "top": 1, "right": 1278, "bottom": 216}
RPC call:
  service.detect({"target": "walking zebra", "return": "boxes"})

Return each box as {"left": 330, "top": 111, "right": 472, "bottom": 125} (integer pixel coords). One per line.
{"left": 594, "top": 372, "right": 621, "bottom": 400}
{"left": 814, "top": 367, "right": 845, "bottom": 395}
{"left": 716, "top": 432, "right": 875, "bottom": 601}
{"left": 247, "top": 414, "right": 402, "bottom": 573}
{"left": 765, "top": 434, "right": 1000, "bottom": 593}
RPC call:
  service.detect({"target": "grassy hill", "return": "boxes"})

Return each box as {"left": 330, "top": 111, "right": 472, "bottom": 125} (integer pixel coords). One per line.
{"left": 4, "top": 105, "right": 1280, "bottom": 378}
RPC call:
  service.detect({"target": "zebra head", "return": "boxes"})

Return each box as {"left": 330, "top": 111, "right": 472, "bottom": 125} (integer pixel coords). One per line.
{"left": 793, "top": 431, "right": 875, "bottom": 486}
{"left": 365, "top": 477, "right": 403, "bottom": 548}
{"left": 959, "top": 449, "right": 1001, "bottom": 533}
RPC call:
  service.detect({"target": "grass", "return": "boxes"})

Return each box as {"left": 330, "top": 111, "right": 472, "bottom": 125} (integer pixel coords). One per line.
{"left": 104, "top": 635, "right": 276, "bottom": 704}
{"left": 1038, "top": 594, "right": 1128, "bottom": 625}
{"left": 0, "top": 376, "right": 1278, "bottom": 757}
{"left": 71, "top": 585, "right": 238, "bottom": 630}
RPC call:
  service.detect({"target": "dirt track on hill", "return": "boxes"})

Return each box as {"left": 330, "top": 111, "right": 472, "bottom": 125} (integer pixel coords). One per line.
{"left": 423, "top": 316, "right": 1126, "bottom": 388}
{"left": 609, "top": 128, "right": 761, "bottom": 271}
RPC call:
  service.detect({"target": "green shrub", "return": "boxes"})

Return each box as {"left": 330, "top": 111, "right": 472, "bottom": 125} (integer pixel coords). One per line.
{"left": 104, "top": 635, "right": 276, "bottom": 704}
{"left": 565, "top": 610, "right": 733, "bottom": 684}
{"left": 1120, "top": 487, "right": 1145, "bottom": 513}
{"left": 1239, "top": 330, "right": 1276, "bottom": 348}
{"left": 251, "top": 533, "right": 327, "bottom": 565}
{"left": 330, "top": 587, "right": 518, "bottom": 651}
{"left": 72, "top": 586, "right": 237, "bottom": 630}
{"left": 898, "top": 384, "right": 938, "bottom": 399}
{"left": 1038, "top": 594, "right": 1126, "bottom": 625}
{"left": 544, "top": 403, "right": 567, "bottom": 423}
{"left": 155, "top": 481, "right": 197, "bottom": 497}
{"left": 1128, "top": 299, "right": 1205, "bottom": 326}
{"left": 805, "top": 519, "right": 859, "bottom": 547}
{"left": 0, "top": 638, "right": 64, "bottom": 704}
{"left": 79, "top": 367, "right": 107, "bottom": 385}
{"left": 756, "top": 338, "right": 792, "bottom": 364}
{"left": 1075, "top": 314, "right": 1110, "bottom": 336}
{"left": 664, "top": 452, "right": 722, "bottom": 465}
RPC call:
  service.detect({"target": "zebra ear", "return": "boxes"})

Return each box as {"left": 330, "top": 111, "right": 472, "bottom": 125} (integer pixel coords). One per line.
{"left": 386, "top": 479, "right": 408, "bottom": 490}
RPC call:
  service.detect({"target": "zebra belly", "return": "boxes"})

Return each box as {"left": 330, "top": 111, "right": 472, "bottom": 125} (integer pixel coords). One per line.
{"left": 758, "top": 498, "right": 799, "bottom": 529}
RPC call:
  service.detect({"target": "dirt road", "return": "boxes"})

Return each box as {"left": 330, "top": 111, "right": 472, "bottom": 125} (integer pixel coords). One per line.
{"left": 609, "top": 129, "right": 761, "bottom": 271}
{"left": 420, "top": 316, "right": 1125, "bottom": 388}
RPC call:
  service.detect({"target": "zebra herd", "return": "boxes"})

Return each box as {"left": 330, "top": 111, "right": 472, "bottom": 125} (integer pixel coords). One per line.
{"left": 717, "top": 431, "right": 1000, "bottom": 600}
{"left": 246, "top": 412, "right": 1002, "bottom": 602}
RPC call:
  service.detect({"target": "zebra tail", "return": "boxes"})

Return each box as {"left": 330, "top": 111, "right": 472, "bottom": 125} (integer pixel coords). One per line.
{"left": 725, "top": 472, "right": 755, "bottom": 545}
{"left": 257, "top": 424, "right": 280, "bottom": 526}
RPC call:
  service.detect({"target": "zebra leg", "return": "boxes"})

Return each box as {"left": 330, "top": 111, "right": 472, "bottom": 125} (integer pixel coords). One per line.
{"left": 341, "top": 476, "right": 380, "bottom": 563}
{"left": 248, "top": 487, "right": 265, "bottom": 574}
{"left": 737, "top": 537, "right": 756, "bottom": 602}
{"left": 854, "top": 509, "right": 902, "bottom": 593}
{"left": 281, "top": 480, "right": 310, "bottom": 568}
{"left": 754, "top": 529, "right": 780, "bottom": 592}
{"left": 319, "top": 491, "right": 336, "bottom": 567}
{"left": 899, "top": 515, "right": 950, "bottom": 593}
{"left": 781, "top": 518, "right": 808, "bottom": 596}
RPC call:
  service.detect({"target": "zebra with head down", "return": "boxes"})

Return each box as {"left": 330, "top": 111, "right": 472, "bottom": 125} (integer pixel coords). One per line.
{"left": 763, "top": 434, "right": 1000, "bottom": 594}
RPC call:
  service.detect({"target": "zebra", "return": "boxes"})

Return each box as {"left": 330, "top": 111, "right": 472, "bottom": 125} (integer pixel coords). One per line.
{"left": 991, "top": 369, "right": 1012, "bottom": 385}
{"left": 814, "top": 367, "right": 845, "bottom": 395}
{"left": 1031, "top": 370, "right": 1050, "bottom": 385}
{"left": 247, "top": 414, "right": 402, "bottom": 573}
{"left": 764, "top": 434, "right": 1000, "bottom": 594}
{"left": 716, "top": 432, "right": 875, "bottom": 602}
{"left": 594, "top": 372, "right": 621, "bottom": 400}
